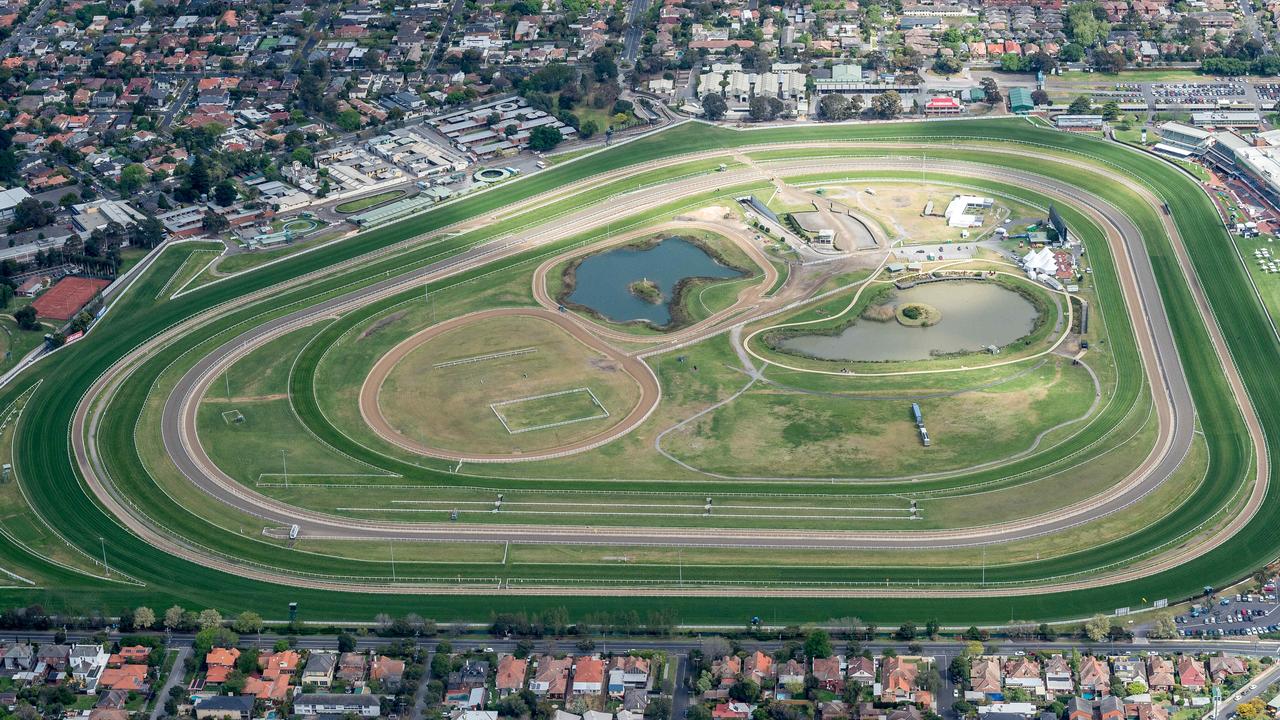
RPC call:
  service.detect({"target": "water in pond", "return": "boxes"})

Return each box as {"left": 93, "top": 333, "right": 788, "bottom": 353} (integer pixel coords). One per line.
{"left": 779, "top": 281, "right": 1040, "bottom": 362}
{"left": 567, "top": 237, "right": 743, "bottom": 326}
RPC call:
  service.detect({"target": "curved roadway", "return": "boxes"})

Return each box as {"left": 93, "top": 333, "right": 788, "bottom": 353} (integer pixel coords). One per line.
{"left": 67, "top": 143, "right": 1268, "bottom": 596}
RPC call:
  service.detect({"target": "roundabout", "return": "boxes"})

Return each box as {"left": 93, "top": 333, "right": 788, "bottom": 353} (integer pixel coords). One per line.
{"left": 0, "top": 118, "right": 1272, "bottom": 625}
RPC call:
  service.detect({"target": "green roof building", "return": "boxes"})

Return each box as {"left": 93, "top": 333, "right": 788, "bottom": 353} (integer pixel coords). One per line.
{"left": 1009, "top": 87, "right": 1034, "bottom": 114}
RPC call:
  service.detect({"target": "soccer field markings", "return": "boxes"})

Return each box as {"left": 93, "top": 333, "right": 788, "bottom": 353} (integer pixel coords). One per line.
{"left": 489, "top": 387, "right": 610, "bottom": 434}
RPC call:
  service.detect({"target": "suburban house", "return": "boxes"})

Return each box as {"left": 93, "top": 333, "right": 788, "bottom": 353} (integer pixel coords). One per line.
{"left": 531, "top": 656, "right": 572, "bottom": 699}
{"left": 1, "top": 643, "right": 34, "bottom": 672}
{"left": 847, "top": 657, "right": 875, "bottom": 686}
{"left": 337, "top": 652, "right": 368, "bottom": 684}
{"left": 813, "top": 657, "right": 845, "bottom": 692}
{"left": 778, "top": 659, "right": 806, "bottom": 689}
{"left": 205, "top": 648, "right": 241, "bottom": 685}
{"left": 1208, "top": 656, "right": 1247, "bottom": 683}
{"left": 881, "top": 657, "right": 925, "bottom": 706}
{"left": 1003, "top": 657, "right": 1044, "bottom": 694}
{"left": 371, "top": 656, "right": 405, "bottom": 687}
{"left": 70, "top": 645, "right": 110, "bottom": 694}
{"left": 301, "top": 653, "right": 337, "bottom": 688}
{"left": 294, "top": 693, "right": 381, "bottom": 717}
{"left": 1110, "top": 657, "right": 1147, "bottom": 689}
{"left": 1125, "top": 702, "right": 1169, "bottom": 720}
{"left": 1068, "top": 697, "right": 1124, "bottom": 720}
{"left": 1045, "top": 656, "right": 1074, "bottom": 694}
{"left": 447, "top": 661, "right": 489, "bottom": 709}
{"left": 1177, "top": 657, "right": 1206, "bottom": 690}
{"left": 1146, "top": 657, "right": 1175, "bottom": 692}
{"left": 496, "top": 656, "right": 527, "bottom": 697}
{"left": 571, "top": 657, "right": 604, "bottom": 695}
{"left": 195, "top": 695, "right": 255, "bottom": 720}
{"left": 745, "top": 652, "right": 774, "bottom": 687}
{"left": 1078, "top": 657, "right": 1110, "bottom": 696}
{"left": 712, "top": 703, "right": 755, "bottom": 720}
{"left": 610, "top": 656, "right": 650, "bottom": 688}
{"left": 711, "top": 656, "right": 743, "bottom": 695}
{"left": 969, "top": 657, "right": 1002, "bottom": 696}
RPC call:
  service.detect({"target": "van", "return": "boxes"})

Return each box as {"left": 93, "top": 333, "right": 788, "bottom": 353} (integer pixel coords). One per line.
{"left": 535, "top": 161, "right": 547, "bottom": 169}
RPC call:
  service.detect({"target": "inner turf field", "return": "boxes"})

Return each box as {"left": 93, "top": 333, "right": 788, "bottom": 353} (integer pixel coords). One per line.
{"left": 374, "top": 314, "right": 643, "bottom": 454}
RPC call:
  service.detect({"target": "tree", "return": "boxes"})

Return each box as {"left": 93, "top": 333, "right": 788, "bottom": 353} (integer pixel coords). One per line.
{"left": 163, "top": 605, "right": 186, "bottom": 631}
{"left": 645, "top": 697, "right": 672, "bottom": 720}
{"left": 894, "top": 622, "right": 918, "bottom": 641}
{"left": 933, "top": 55, "right": 962, "bottom": 76}
{"left": 1031, "top": 89, "right": 1050, "bottom": 106}
{"left": 213, "top": 180, "right": 237, "bottom": 207}
{"left": 1068, "top": 95, "right": 1094, "bottom": 115}
{"left": 133, "top": 607, "right": 156, "bottom": 630}
{"left": 804, "top": 629, "right": 833, "bottom": 659}
{"left": 13, "top": 306, "right": 37, "bottom": 331}
{"left": 979, "top": 77, "right": 1002, "bottom": 104}
{"left": 1237, "top": 699, "right": 1268, "bottom": 720}
{"left": 202, "top": 212, "right": 230, "bottom": 234}
{"left": 1064, "top": 2, "right": 1109, "bottom": 47}
{"left": 187, "top": 156, "right": 212, "bottom": 196}
{"left": 130, "top": 215, "right": 166, "bottom": 249}
{"left": 337, "top": 633, "right": 357, "bottom": 652}
{"left": 818, "top": 94, "right": 853, "bottom": 121}
{"left": 335, "top": 109, "right": 363, "bottom": 132}
{"left": 290, "top": 147, "right": 314, "bottom": 166}
{"left": 747, "top": 95, "right": 779, "bottom": 122}
{"left": 528, "top": 125, "right": 563, "bottom": 151}
{"left": 197, "top": 608, "right": 223, "bottom": 630}
{"left": 232, "top": 611, "right": 263, "bottom": 635}
{"left": 869, "top": 91, "right": 902, "bottom": 119}
{"left": 925, "top": 619, "right": 940, "bottom": 639}
{"left": 119, "top": 164, "right": 148, "bottom": 194}
{"left": 701, "top": 93, "right": 728, "bottom": 120}
{"left": 728, "top": 680, "right": 760, "bottom": 703}
{"left": 1148, "top": 613, "right": 1178, "bottom": 639}
{"left": 1101, "top": 101, "right": 1121, "bottom": 120}
{"left": 1083, "top": 613, "right": 1110, "bottom": 642}
{"left": 10, "top": 198, "right": 52, "bottom": 231}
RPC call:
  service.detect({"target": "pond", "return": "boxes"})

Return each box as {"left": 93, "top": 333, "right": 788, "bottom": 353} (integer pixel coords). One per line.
{"left": 566, "top": 237, "right": 744, "bottom": 327}
{"left": 778, "top": 281, "right": 1041, "bottom": 362}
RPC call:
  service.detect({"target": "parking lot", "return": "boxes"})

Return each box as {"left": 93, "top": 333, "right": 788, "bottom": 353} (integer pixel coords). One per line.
{"left": 1178, "top": 592, "right": 1280, "bottom": 637}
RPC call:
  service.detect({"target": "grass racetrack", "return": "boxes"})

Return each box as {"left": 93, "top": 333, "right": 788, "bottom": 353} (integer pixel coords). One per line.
{"left": 3, "top": 118, "right": 1276, "bottom": 626}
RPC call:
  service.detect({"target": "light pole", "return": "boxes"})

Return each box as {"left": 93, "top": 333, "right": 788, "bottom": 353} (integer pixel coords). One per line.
{"left": 282, "top": 449, "right": 289, "bottom": 488}
{"left": 99, "top": 537, "right": 108, "bottom": 576}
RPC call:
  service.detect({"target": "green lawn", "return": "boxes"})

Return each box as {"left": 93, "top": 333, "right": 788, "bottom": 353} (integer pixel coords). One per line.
{"left": 335, "top": 190, "right": 407, "bottom": 214}
{"left": 1, "top": 119, "right": 1274, "bottom": 626}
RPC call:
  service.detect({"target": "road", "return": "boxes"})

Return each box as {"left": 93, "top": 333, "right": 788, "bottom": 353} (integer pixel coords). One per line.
{"left": 68, "top": 140, "right": 1264, "bottom": 598}
{"left": 426, "top": 0, "right": 467, "bottom": 74}
{"left": 622, "top": 0, "right": 652, "bottom": 64}
{"left": 0, "top": 0, "right": 55, "bottom": 56}
{"left": 149, "top": 646, "right": 189, "bottom": 720}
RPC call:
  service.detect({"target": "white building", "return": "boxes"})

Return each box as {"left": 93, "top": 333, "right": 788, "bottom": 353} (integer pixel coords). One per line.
{"left": 943, "top": 195, "right": 993, "bottom": 227}
{"left": 293, "top": 694, "right": 380, "bottom": 717}
{"left": 0, "top": 187, "right": 32, "bottom": 221}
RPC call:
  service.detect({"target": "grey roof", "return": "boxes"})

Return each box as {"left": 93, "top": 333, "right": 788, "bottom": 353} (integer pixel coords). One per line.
{"left": 197, "top": 695, "right": 255, "bottom": 712}
{"left": 296, "top": 694, "right": 381, "bottom": 707}
{"left": 305, "top": 654, "right": 337, "bottom": 673}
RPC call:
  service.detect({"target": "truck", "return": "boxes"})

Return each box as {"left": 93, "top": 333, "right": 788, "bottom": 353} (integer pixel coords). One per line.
{"left": 911, "top": 403, "right": 923, "bottom": 427}
{"left": 919, "top": 427, "right": 931, "bottom": 447}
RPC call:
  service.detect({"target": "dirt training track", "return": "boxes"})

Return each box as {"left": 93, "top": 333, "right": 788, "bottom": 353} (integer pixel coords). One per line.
{"left": 359, "top": 307, "right": 660, "bottom": 463}
{"left": 66, "top": 137, "right": 1267, "bottom": 597}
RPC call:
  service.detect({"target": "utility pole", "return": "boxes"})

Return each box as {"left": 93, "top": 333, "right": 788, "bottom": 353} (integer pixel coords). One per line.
{"left": 99, "top": 537, "right": 108, "bottom": 576}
